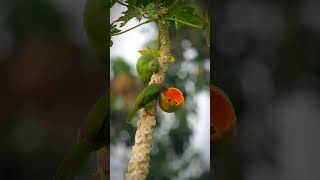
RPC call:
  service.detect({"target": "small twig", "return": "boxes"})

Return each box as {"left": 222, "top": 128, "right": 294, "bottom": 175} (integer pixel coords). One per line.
{"left": 111, "top": 19, "right": 157, "bottom": 36}
{"left": 163, "top": 17, "right": 204, "bottom": 29}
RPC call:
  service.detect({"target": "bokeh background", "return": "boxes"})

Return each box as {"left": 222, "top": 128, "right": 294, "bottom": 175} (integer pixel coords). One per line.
{"left": 212, "top": 0, "right": 320, "bottom": 180}
{"left": 110, "top": 1, "right": 210, "bottom": 180}
{"left": 0, "top": 0, "right": 106, "bottom": 179}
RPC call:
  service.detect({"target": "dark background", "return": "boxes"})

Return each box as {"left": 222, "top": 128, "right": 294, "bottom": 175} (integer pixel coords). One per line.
{"left": 0, "top": 0, "right": 106, "bottom": 179}
{"left": 211, "top": 0, "right": 320, "bottom": 180}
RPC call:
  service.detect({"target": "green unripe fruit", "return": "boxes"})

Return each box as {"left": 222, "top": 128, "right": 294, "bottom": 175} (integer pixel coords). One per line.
{"left": 136, "top": 54, "right": 160, "bottom": 83}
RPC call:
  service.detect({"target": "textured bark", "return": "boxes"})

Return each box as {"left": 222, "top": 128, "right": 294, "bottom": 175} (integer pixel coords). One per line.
{"left": 125, "top": 20, "right": 170, "bottom": 180}
{"left": 91, "top": 146, "right": 110, "bottom": 180}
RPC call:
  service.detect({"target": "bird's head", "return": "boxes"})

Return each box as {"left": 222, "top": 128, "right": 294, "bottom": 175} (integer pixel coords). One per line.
{"left": 158, "top": 83, "right": 168, "bottom": 92}
{"left": 149, "top": 59, "right": 160, "bottom": 73}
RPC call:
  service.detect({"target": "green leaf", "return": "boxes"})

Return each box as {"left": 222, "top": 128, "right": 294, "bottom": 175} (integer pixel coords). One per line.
{"left": 111, "top": 24, "right": 121, "bottom": 34}
{"left": 110, "top": 24, "right": 121, "bottom": 47}
{"left": 144, "top": 2, "right": 159, "bottom": 19}
{"left": 126, "top": 0, "right": 152, "bottom": 6}
{"left": 165, "top": 1, "right": 204, "bottom": 30}
{"left": 162, "top": 0, "right": 175, "bottom": 6}
{"left": 114, "top": 6, "right": 143, "bottom": 27}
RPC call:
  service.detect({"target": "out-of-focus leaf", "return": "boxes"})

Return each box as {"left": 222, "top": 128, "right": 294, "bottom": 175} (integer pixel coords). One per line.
{"left": 165, "top": 1, "right": 204, "bottom": 30}
{"left": 110, "top": 24, "right": 121, "bottom": 47}
{"left": 112, "top": 58, "right": 132, "bottom": 75}
{"left": 114, "top": 1, "right": 160, "bottom": 27}
{"left": 114, "top": 7, "right": 144, "bottom": 27}
{"left": 111, "top": 24, "right": 121, "bottom": 34}
{"left": 163, "top": 0, "right": 175, "bottom": 6}
{"left": 126, "top": 0, "right": 152, "bottom": 6}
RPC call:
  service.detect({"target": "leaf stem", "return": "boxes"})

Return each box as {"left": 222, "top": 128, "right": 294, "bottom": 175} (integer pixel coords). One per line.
{"left": 111, "top": 19, "right": 157, "bottom": 36}
{"left": 163, "top": 17, "right": 203, "bottom": 29}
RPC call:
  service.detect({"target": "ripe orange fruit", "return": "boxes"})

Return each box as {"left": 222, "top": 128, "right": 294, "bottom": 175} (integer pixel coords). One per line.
{"left": 211, "top": 85, "right": 236, "bottom": 143}
{"left": 159, "top": 87, "right": 184, "bottom": 113}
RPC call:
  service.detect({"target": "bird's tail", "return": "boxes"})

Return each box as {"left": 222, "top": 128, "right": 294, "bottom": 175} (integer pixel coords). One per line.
{"left": 127, "top": 107, "right": 138, "bottom": 123}
{"left": 53, "top": 142, "right": 92, "bottom": 180}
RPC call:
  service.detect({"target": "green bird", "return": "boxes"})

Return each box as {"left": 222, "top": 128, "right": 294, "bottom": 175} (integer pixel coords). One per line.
{"left": 136, "top": 54, "right": 160, "bottom": 83}
{"left": 84, "top": 0, "right": 107, "bottom": 63}
{"left": 54, "top": 93, "right": 109, "bottom": 180}
{"left": 127, "top": 83, "right": 168, "bottom": 123}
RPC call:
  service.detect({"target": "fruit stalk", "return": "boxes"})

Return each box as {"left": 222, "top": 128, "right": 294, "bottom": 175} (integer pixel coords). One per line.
{"left": 125, "top": 20, "right": 170, "bottom": 180}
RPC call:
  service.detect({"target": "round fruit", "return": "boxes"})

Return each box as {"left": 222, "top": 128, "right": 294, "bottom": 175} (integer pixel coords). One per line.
{"left": 159, "top": 87, "right": 184, "bottom": 113}
{"left": 210, "top": 85, "right": 236, "bottom": 142}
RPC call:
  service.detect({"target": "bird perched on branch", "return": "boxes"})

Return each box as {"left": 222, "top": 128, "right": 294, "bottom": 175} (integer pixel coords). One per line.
{"left": 127, "top": 83, "right": 168, "bottom": 123}
{"left": 54, "top": 93, "right": 108, "bottom": 179}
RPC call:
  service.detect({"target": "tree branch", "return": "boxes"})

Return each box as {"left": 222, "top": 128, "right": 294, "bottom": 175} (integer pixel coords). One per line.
{"left": 91, "top": 146, "right": 110, "bottom": 180}
{"left": 125, "top": 20, "right": 171, "bottom": 180}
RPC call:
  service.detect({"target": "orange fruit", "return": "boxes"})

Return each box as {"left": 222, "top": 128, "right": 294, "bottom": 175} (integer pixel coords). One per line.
{"left": 159, "top": 87, "right": 184, "bottom": 113}
{"left": 211, "top": 85, "right": 236, "bottom": 142}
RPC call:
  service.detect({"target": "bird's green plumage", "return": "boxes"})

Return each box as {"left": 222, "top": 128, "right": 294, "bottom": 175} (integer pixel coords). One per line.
{"left": 54, "top": 93, "right": 108, "bottom": 179}
{"left": 80, "top": 93, "right": 108, "bottom": 144}
{"left": 127, "top": 106, "right": 139, "bottom": 123}
{"left": 54, "top": 142, "right": 92, "bottom": 180}
{"left": 136, "top": 54, "right": 160, "bottom": 83}
{"left": 55, "top": 0, "right": 108, "bottom": 178}
{"left": 127, "top": 83, "right": 166, "bottom": 123}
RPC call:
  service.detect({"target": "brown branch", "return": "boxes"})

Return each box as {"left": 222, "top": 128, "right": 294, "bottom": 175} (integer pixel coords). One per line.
{"left": 91, "top": 146, "right": 110, "bottom": 180}
{"left": 125, "top": 20, "right": 171, "bottom": 180}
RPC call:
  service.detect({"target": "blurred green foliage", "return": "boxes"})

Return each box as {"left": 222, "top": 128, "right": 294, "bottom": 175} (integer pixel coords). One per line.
{"left": 0, "top": 0, "right": 106, "bottom": 179}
